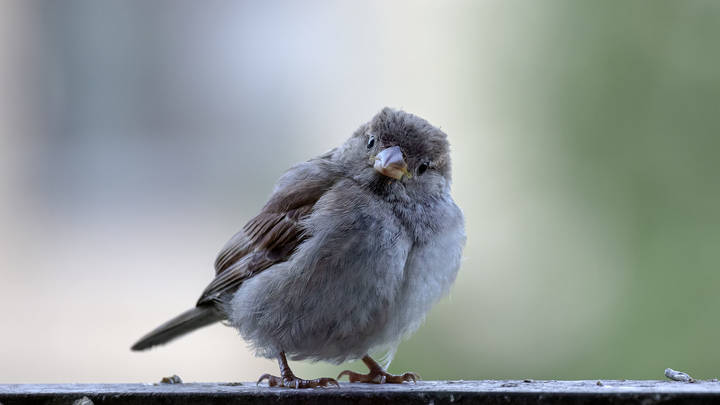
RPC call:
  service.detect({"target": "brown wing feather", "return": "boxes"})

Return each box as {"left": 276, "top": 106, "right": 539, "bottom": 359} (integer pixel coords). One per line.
{"left": 197, "top": 206, "right": 316, "bottom": 306}
{"left": 196, "top": 154, "right": 339, "bottom": 307}
{"left": 213, "top": 230, "right": 252, "bottom": 275}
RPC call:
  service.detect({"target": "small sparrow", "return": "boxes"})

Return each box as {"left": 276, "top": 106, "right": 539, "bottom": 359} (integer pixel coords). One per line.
{"left": 132, "top": 107, "right": 466, "bottom": 388}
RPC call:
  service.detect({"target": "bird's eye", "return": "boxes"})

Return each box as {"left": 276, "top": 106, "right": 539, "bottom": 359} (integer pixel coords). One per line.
{"left": 418, "top": 162, "right": 429, "bottom": 175}
{"left": 367, "top": 136, "right": 375, "bottom": 149}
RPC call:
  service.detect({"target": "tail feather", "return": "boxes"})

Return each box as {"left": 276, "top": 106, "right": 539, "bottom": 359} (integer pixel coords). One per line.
{"left": 131, "top": 306, "right": 223, "bottom": 351}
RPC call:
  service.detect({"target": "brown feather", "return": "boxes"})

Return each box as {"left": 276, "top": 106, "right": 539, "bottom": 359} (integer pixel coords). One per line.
{"left": 196, "top": 156, "right": 339, "bottom": 307}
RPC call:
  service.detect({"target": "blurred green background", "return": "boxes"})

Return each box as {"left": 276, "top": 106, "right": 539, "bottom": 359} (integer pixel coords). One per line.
{"left": 1, "top": 0, "right": 719, "bottom": 383}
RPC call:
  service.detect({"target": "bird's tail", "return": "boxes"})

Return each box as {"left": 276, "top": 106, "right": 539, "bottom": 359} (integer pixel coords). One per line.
{"left": 131, "top": 306, "right": 223, "bottom": 351}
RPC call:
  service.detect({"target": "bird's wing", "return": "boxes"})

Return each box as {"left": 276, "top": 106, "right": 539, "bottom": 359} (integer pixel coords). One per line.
{"left": 197, "top": 152, "right": 341, "bottom": 306}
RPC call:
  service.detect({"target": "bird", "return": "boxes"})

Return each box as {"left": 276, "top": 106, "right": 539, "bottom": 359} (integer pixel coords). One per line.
{"left": 131, "top": 107, "right": 466, "bottom": 388}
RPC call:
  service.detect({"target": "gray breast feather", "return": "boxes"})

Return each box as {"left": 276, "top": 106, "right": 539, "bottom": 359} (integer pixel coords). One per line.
{"left": 385, "top": 200, "right": 466, "bottom": 346}
{"left": 227, "top": 184, "right": 465, "bottom": 365}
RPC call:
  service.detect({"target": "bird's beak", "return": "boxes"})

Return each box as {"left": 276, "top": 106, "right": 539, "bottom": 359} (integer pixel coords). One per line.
{"left": 373, "top": 145, "right": 409, "bottom": 180}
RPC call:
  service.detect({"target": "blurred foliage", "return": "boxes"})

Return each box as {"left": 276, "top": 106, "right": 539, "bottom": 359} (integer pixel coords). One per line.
{"left": 539, "top": 1, "right": 720, "bottom": 379}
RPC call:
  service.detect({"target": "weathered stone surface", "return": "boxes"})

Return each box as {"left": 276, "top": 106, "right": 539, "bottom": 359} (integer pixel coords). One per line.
{"left": 2, "top": 380, "right": 720, "bottom": 404}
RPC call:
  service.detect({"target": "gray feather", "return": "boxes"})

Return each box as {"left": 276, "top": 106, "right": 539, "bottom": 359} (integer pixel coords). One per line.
{"left": 131, "top": 306, "right": 223, "bottom": 351}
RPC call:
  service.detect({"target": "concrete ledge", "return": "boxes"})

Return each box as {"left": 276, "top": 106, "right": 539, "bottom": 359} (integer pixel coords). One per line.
{"left": 2, "top": 380, "right": 720, "bottom": 404}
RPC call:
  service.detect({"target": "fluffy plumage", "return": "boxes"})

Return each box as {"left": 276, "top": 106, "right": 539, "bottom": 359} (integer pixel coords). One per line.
{"left": 132, "top": 107, "right": 465, "bottom": 375}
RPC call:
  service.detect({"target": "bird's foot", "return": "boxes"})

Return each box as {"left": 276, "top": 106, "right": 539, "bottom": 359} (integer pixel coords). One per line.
{"left": 338, "top": 354, "right": 420, "bottom": 384}
{"left": 257, "top": 373, "right": 339, "bottom": 389}
{"left": 337, "top": 369, "right": 419, "bottom": 384}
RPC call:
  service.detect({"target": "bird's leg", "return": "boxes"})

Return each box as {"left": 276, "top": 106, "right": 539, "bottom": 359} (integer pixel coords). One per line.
{"left": 257, "top": 351, "right": 339, "bottom": 388}
{"left": 337, "top": 355, "right": 420, "bottom": 384}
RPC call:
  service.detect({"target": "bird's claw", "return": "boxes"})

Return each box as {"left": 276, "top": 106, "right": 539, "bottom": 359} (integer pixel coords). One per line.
{"left": 337, "top": 369, "right": 420, "bottom": 384}
{"left": 257, "top": 373, "right": 339, "bottom": 388}
{"left": 256, "top": 373, "right": 278, "bottom": 387}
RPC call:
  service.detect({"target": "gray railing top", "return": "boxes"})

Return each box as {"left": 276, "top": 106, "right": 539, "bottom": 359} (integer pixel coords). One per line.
{"left": 2, "top": 380, "right": 720, "bottom": 404}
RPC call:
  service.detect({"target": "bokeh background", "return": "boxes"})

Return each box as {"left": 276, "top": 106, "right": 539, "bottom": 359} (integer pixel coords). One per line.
{"left": 1, "top": 0, "right": 719, "bottom": 383}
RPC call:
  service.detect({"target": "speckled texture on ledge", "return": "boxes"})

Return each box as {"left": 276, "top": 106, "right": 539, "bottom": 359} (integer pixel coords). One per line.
{"left": 2, "top": 380, "right": 720, "bottom": 404}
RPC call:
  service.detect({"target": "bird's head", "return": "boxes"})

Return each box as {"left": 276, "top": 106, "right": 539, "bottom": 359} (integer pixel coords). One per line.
{"left": 340, "top": 107, "right": 452, "bottom": 199}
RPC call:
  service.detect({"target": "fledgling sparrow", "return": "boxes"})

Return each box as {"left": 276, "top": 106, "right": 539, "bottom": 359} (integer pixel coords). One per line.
{"left": 132, "top": 107, "right": 466, "bottom": 388}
